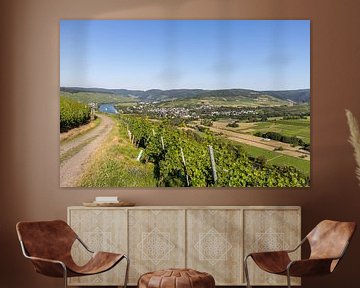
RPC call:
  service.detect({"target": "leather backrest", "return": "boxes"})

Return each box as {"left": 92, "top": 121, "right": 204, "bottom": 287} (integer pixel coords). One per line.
{"left": 16, "top": 220, "right": 77, "bottom": 261}
{"left": 307, "top": 220, "right": 356, "bottom": 260}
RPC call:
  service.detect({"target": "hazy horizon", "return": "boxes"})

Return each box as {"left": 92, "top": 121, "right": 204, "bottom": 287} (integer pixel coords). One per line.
{"left": 60, "top": 85, "right": 310, "bottom": 92}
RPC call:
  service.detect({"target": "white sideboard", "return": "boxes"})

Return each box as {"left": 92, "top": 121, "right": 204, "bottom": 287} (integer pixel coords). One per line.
{"left": 67, "top": 206, "right": 301, "bottom": 286}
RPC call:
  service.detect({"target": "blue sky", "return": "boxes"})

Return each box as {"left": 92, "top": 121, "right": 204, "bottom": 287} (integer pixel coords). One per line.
{"left": 60, "top": 20, "right": 310, "bottom": 90}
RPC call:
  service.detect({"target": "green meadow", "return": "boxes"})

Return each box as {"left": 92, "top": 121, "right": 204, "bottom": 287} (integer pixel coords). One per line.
{"left": 237, "top": 117, "right": 310, "bottom": 144}
{"left": 239, "top": 143, "right": 310, "bottom": 176}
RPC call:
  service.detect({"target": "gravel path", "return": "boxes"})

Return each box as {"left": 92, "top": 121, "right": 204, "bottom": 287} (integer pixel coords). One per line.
{"left": 60, "top": 114, "right": 114, "bottom": 187}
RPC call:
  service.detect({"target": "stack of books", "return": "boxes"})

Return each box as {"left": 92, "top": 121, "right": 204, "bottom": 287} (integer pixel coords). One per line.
{"left": 83, "top": 196, "right": 135, "bottom": 207}
{"left": 93, "top": 196, "right": 119, "bottom": 204}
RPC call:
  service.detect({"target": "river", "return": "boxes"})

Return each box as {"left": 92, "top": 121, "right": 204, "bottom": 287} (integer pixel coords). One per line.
{"left": 99, "top": 104, "right": 119, "bottom": 114}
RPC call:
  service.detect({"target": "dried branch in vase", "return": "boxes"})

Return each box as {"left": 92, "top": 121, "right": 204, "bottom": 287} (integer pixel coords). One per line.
{"left": 346, "top": 109, "right": 360, "bottom": 186}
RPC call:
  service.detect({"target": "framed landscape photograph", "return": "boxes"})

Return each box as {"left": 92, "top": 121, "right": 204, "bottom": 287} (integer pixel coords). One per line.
{"left": 60, "top": 20, "right": 310, "bottom": 188}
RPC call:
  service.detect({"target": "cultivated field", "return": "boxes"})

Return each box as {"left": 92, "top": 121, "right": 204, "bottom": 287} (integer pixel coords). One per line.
{"left": 212, "top": 117, "right": 310, "bottom": 144}
{"left": 198, "top": 117, "right": 311, "bottom": 176}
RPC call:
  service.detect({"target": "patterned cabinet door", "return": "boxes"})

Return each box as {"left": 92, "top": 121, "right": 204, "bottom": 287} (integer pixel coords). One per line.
{"left": 243, "top": 208, "right": 301, "bottom": 286}
{"left": 68, "top": 208, "right": 128, "bottom": 286}
{"left": 187, "top": 209, "right": 243, "bottom": 285}
{"left": 128, "top": 209, "right": 186, "bottom": 284}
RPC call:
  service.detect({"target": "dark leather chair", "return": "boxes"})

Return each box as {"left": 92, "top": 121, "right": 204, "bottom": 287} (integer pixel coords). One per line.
{"left": 244, "top": 220, "right": 356, "bottom": 288}
{"left": 16, "top": 220, "right": 129, "bottom": 288}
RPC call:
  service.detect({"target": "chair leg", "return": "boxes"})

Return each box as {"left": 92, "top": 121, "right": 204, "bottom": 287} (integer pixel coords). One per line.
{"left": 244, "top": 255, "right": 252, "bottom": 288}
{"left": 286, "top": 270, "right": 292, "bottom": 288}
{"left": 62, "top": 265, "right": 68, "bottom": 288}
{"left": 123, "top": 255, "right": 130, "bottom": 288}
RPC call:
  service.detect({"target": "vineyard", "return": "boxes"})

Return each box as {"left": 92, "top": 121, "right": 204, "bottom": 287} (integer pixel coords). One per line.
{"left": 123, "top": 116, "right": 310, "bottom": 187}
{"left": 60, "top": 96, "right": 91, "bottom": 132}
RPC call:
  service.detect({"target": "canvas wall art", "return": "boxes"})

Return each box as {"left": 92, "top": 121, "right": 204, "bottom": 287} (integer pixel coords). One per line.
{"left": 60, "top": 20, "right": 310, "bottom": 188}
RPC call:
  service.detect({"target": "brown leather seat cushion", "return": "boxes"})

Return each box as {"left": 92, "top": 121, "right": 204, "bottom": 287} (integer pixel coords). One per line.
{"left": 138, "top": 269, "right": 215, "bottom": 288}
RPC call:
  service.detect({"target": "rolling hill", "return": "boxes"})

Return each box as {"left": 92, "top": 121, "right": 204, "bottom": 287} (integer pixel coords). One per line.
{"left": 262, "top": 89, "right": 310, "bottom": 103}
{"left": 60, "top": 87, "right": 310, "bottom": 105}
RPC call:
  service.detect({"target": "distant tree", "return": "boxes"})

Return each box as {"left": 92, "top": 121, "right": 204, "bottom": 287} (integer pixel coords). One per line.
{"left": 196, "top": 125, "right": 210, "bottom": 133}
{"left": 200, "top": 119, "right": 213, "bottom": 127}
{"left": 274, "top": 146, "right": 284, "bottom": 151}
{"left": 256, "top": 155, "right": 267, "bottom": 167}
{"left": 302, "top": 143, "right": 310, "bottom": 152}
{"left": 227, "top": 121, "right": 239, "bottom": 128}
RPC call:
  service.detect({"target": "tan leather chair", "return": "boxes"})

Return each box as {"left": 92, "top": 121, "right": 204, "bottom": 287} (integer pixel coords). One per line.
{"left": 244, "top": 220, "right": 356, "bottom": 288}
{"left": 16, "top": 220, "right": 129, "bottom": 288}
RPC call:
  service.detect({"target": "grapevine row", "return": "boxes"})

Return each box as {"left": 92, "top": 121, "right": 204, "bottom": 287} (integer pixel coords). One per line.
{"left": 60, "top": 96, "right": 91, "bottom": 132}
{"left": 121, "top": 116, "right": 309, "bottom": 187}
